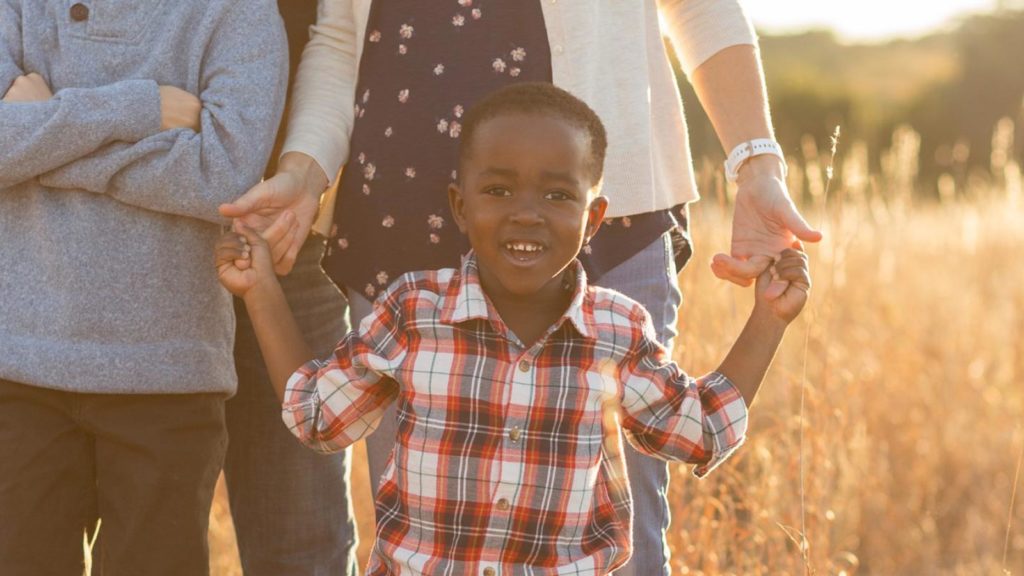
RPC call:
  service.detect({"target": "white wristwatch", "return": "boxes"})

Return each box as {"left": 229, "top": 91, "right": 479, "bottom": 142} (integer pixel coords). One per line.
{"left": 724, "top": 138, "right": 787, "bottom": 183}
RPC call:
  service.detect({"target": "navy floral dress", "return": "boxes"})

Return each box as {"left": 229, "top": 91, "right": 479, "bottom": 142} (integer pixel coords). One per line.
{"left": 324, "top": 0, "right": 687, "bottom": 300}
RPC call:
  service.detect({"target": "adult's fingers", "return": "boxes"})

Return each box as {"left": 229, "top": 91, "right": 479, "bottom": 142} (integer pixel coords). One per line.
{"left": 262, "top": 211, "right": 293, "bottom": 251}
{"left": 274, "top": 221, "right": 311, "bottom": 276}
{"left": 781, "top": 203, "right": 823, "bottom": 243}
{"left": 712, "top": 253, "right": 773, "bottom": 284}
{"left": 270, "top": 216, "right": 300, "bottom": 267}
{"left": 219, "top": 180, "right": 272, "bottom": 219}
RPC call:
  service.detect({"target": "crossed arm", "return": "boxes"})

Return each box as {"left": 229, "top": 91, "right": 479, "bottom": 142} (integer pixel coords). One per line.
{"left": 0, "top": 0, "right": 288, "bottom": 224}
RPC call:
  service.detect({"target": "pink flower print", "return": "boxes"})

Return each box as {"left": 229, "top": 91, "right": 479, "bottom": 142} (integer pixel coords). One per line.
{"left": 358, "top": 108, "right": 365, "bottom": 118}
{"left": 471, "top": 8, "right": 482, "bottom": 20}
{"left": 458, "top": 0, "right": 472, "bottom": 6}
{"left": 363, "top": 162, "right": 376, "bottom": 181}
{"left": 398, "top": 44, "right": 407, "bottom": 55}
{"left": 338, "top": 237, "right": 349, "bottom": 249}
{"left": 397, "top": 89, "right": 410, "bottom": 103}
{"left": 353, "top": 104, "right": 361, "bottom": 116}
{"left": 384, "top": 126, "right": 393, "bottom": 137}
{"left": 399, "top": 24, "right": 414, "bottom": 39}
{"left": 405, "top": 167, "right": 417, "bottom": 179}
{"left": 492, "top": 58, "right": 507, "bottom": 73}
{"left": 362, "top": 89, "right": 370, "bottom": 103}
{"left": 511, "top": 47, "right": 526, "bottom": 62}
{"left": 582, "top": 244, "right": 593, "bottom": 255}
{"left": 429, "top": 233, "right": 441, "bottom": 244}
{"left": 434, "top": 63, "right": 445, "bottom": 76}
{"left": 509, "top": 68, "right": 521, "bottom": 78}
{"left": 330, "top": 224, "right": 338, "bottom": 238}
{"left": 453, "top": 104, "right": 464, "bottom": 118}
{"left": 362, "top": 183, "right": 371, "bottom": 195}
{"left": 621, "top": 216, "right": 632, "bottom": 228}
{"left": 427, "top": 214, "right": 445, "bottom": 229}
{"left": 376, "top": 271, "right": 389, "bottom": 286}
{"left": 448, "top": 121, "right": 462, "bottom": 138}
{"left": 364, "top": 284, "right": 376, "bottom": 298}
{"left": 451, "top": 170, "right": 458, "bottom": 181}
{"left": 382, "top": 215, "right": 395, "bottom": 228}
{"left": 452, "top": 14, "right": 465, "bottom": 27}
{"left": 437, "top": 118, "right": 449, "bottom": 133}
{"left": 369, "top": 30, "right": 382, "bottom": 43}
{"left": 357, "top": 152, "right": 366, "bottom": 165}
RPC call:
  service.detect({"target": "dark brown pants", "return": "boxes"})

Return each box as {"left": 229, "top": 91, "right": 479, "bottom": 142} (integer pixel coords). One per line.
{"left": 0, "top": 379, "right": 227, "bottom": 576}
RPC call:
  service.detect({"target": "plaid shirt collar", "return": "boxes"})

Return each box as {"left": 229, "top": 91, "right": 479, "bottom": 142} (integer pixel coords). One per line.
{"left": 439, "top": 251, "right": 597, "bottom": 341}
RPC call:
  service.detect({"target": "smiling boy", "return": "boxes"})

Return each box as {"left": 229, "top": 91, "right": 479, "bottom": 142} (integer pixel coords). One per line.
{"left": 216, "top": 83, "right": 810, "bottom": 574}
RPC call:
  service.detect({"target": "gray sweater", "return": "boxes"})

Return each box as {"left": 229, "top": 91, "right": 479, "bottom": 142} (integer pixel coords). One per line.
{"left": 0, "top": 0, "right": 287, "bottom": 394}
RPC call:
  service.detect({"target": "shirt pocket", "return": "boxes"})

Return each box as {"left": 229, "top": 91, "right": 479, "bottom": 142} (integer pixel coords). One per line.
{"left": 64, "top": 0, "right": 167, "bottom": 45}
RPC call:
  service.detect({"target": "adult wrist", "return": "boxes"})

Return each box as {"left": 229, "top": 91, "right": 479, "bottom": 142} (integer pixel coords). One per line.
{"left": 725, "top": 138, "right": 787, "bottom": 183}
{"left": 737, "top": 154, "right": 787, "bottom": 182}
{"left": 278, "top": 152, "right": 329, "bottom": 198}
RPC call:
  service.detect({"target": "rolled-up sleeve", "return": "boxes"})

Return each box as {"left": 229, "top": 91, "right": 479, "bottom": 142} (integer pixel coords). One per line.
{"left": 617, "top": 320, "right": 748, "bottom": 478}
{"left": 282, "top": 283, "right": 408, "bottom": 453}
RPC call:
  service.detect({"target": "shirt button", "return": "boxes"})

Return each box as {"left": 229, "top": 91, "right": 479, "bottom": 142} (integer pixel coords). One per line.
{"left": 496, "top": 498, "right": 510, "bottom": 511}
{"left": 70, "top": 3, "right": 89, "bottom": 21}
{"left": 517, "top": 359, "right": 530, "bottom": 372}
{"left": 509, "top": 426, "right": 522, "bottom": 443}
{"left": 483, "top": 568, "right": 496, "bottom": 576}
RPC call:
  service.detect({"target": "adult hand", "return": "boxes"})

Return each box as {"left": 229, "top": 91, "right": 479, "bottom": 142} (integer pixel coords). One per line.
{"left": 3, "top": 73, "right": 53, "bottom": 102}
{"left": 158, "top": 85, "right": 202, "bottom": 132}
{"left": 218, "top": 152, "right": 329, "bottom": 275}
{"left": 711, "top": 155, "right": 822, "bottom": 300}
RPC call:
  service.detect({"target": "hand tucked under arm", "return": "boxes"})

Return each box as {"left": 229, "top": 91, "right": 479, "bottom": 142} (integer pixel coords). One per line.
{"left": 34, "top": 0, "right": 287, "bottom": 224}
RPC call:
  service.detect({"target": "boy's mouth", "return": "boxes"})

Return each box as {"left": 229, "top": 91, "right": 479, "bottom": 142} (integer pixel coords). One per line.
{"left": 503, "top": 240, "right": 546, "bottom": 262}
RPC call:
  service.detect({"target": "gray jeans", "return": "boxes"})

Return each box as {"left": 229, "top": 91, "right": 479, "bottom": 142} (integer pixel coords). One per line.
{"left": 351, "top": 233, "right": 682, "bottom": 575}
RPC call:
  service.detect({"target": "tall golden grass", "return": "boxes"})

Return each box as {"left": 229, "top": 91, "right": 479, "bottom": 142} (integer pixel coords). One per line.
{"left": 207, "top": 122, "right": 1024, "bottom": 575}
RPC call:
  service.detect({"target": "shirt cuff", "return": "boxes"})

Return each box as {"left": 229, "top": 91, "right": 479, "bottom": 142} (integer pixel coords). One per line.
{"left": 692, "top": 371, "right": 748, "bottom": 478}
{"left": 105, "top": 79, "right": 163, "bottom": 143}
{"left": 281, "top": 358, "right": 326, "bottom": 441}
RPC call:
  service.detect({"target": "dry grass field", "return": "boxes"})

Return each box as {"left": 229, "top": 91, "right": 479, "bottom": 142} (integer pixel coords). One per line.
{"left": 207, "top": 128, "right": 1024, "bottom": 575}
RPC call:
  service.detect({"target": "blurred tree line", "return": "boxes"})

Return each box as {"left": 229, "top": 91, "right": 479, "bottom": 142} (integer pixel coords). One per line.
{"left": 677, "top": 8, "right": 1024, "bottom": 198}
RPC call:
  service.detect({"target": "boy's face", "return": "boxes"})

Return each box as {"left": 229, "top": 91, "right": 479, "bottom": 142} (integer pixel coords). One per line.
{"left": 449, "top": 113, "right": 607, "bottom": 306}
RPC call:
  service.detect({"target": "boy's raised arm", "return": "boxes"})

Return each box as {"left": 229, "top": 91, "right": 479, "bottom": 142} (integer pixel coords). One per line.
{"left": 33, "top": 0, "right": 288, "bottom": 225}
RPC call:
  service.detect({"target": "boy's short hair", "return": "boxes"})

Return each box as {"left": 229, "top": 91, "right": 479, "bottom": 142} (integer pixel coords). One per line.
{"left": 459, "top": 82, "right": 608, "bottom": 186}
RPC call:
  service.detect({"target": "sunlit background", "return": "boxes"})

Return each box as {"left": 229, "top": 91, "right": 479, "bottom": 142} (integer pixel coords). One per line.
{"left": 746, "top": 0, "right": 1004, "bottom": 41}
{"left": 207, "top": 3, "right": 1024, "bottom": 575}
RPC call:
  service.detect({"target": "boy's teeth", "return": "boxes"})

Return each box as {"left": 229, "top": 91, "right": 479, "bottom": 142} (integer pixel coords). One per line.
{"left": 506, "top": 242, "right": 543, "bottom": 252}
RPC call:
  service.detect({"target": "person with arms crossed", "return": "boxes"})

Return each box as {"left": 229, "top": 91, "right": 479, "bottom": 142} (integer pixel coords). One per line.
{"left": 0, "top": 1, "right": 286, "bottom": 574}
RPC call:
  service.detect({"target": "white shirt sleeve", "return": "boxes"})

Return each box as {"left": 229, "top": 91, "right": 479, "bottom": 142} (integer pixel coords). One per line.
{"left": 658, "top": 0, "right": 758, "bottom": 77}
{"left": 280, "top": 0, "right": 360, "bottom": 184}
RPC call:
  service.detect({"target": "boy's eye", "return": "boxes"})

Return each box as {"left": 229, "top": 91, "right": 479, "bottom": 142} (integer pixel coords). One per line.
{"left": 485, "top": 187, "right": 511, "bottom": 197}
{"left": 545, "top": 190, "right": 574, "bottom": 201}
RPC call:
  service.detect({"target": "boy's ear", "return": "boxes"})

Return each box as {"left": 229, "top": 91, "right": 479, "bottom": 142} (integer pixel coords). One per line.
{"left": 448, "top": 183, "right": 469, "bottom": 233}
{"left": 584, "top": 195, "right": 608, "bottom": 244}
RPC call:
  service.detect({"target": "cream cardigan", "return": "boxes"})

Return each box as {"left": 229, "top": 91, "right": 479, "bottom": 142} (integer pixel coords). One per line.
{"left": 283, "top": 0, "right": 757, "bottom": 230}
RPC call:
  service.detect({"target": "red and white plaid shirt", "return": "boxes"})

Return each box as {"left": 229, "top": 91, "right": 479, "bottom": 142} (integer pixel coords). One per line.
{"left": 283, "top": 254, "right": 747, "bottom": 575}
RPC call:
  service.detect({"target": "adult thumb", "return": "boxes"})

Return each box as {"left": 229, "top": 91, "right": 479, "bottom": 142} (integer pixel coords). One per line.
{"left": 782, "top": 204, "right": 823, "bottom": 243}
{"left": 218, "top": 182, "right": 267, "bottom": 218}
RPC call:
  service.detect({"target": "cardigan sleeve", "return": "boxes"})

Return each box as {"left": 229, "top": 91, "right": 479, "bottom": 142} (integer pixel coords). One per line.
{"left": 280, "top": 0, "right": 360, "bottom": 185}
{"left": 657, "top": 0, "right": 758, "bottom": 77}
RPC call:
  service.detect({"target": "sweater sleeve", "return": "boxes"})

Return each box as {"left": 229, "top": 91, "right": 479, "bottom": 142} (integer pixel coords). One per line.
{"left": 0, "top": 0, "right": 23, "bottom": 94}
{"left": 35, "top": 0, "right": 288, "bottom": 224}
{"left": 658, "top": 0, "right": 758, "bottom": 77}
{"left": 279, "top": 0, "right": 359, "bottom": 185}
{"left": 0, "top": 79, "right": 162, "bottom": 189}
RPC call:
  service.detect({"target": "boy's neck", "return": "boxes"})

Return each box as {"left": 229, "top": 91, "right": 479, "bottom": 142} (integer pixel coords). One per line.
{"left": 482, "top": 281, "right": 574, "bottom": 348}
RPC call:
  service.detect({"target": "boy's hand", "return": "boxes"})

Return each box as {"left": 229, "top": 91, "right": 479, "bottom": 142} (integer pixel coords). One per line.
{"left": 3, "top": 73, "right": 53, "bottom": 102}
{"left": 215, "top": 222, "right": 283, "bottom": 297}
{"left": 158, "top": 85, "right": 202, "bottom": 132}
{"left": 753, "top": 242, "right": 811, "bottom": 324}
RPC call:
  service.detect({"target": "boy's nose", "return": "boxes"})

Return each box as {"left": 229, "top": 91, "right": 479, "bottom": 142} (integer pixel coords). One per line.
{"left": 508, "top": 196, "right": 544, "bottom": 225}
